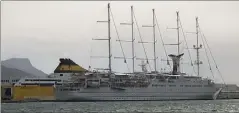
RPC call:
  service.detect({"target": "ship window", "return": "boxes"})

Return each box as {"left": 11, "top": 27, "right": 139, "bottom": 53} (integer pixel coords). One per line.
{"left": 169, "top": 85, "right": 176, "bottom": 87}
{"left": 168, "top": 80, "right": 174, "bottom": 83}
{"left": 192, "top": 85, "right": 202, "bottom": 87}
{"left": 60, "top": 74, "right": 63, "bottom": 76}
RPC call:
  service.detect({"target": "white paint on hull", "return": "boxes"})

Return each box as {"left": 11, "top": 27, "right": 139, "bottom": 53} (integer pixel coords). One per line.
{"left": 55, "top": 86, "right": 216, "bottom": 101}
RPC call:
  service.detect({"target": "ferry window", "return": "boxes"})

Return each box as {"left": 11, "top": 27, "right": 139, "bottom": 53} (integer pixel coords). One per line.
{"left": 60, "top": 74, "right": 63, "bottom": 76}
{"left": 180, "top": 85, "right": 183, "bottom": 87}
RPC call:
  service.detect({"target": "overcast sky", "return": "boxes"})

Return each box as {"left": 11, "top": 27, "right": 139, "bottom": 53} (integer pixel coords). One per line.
{"left": 2, "top": 1, "right": 239, "bottom": 85}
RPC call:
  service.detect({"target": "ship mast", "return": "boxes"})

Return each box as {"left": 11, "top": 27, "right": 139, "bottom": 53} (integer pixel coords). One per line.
{"left": 108, "top": 3, "right": 112, "bottom": 74}
{"left": 115, "top": 6, "right": 135, "bottom": 73}
{"left": 94, "top": 3, "right": 112, "bottom": 74}
{"left": 176, "top": 11, "right": 180, "bottom": 55}
{"left": 194, "top": 17, "right": 202, "bottom": 76}
{"left": 153, "top": 9, "right": 157, "bottom": 72}
{"left": 131, "top": 6, "right": 135, "bottom": 73}
{"left": 142, "top": 9, "right": 157, "bottom": 72}
{"left": 166, "top": 11, "right": 183, "bottom": 75}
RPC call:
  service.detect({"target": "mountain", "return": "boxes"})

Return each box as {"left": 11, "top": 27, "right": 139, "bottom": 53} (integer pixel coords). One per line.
{"left": 1, "top": 58, "right": 47, "bottom": 77}
{"left": 1, "top": 65, "right": 35, "bottom": 80}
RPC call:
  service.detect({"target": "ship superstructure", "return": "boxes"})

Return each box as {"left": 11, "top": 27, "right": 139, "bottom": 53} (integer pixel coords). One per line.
{"left": 13, "top": 3, "right": 224, "bottom": 101}
{"left": 58, "top": 3, "right": 221, "bottom": 101}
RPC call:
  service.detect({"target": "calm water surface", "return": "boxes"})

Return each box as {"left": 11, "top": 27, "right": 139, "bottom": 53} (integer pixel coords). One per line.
{"left": 2, "top": 99, "right": 239, "bottom": 112}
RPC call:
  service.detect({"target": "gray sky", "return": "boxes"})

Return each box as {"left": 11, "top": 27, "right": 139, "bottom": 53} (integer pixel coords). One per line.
{"left": 2, "top": 1, "right": 239, "bottom": 85}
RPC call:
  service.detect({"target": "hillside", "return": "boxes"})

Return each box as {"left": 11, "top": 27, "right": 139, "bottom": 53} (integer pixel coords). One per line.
{"left": 1, "top": 58, "right": 47, "bottom": 77}
{"left": 1, "top": 65, "right": 35, "bottom": 80}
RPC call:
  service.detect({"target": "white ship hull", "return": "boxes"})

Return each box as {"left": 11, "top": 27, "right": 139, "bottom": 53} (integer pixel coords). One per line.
{"left": 55, "top": 86, "right": 217, "bottom": 101}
